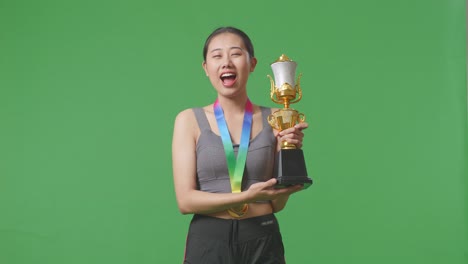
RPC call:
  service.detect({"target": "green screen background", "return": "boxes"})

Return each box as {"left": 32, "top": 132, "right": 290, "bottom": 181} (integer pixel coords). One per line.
{"left": 1, "top": 0, "right": 467, "bottom": 263}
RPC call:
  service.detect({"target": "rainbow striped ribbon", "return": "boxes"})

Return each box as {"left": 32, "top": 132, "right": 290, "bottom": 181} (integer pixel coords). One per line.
{"left": 213, "top": 98, "right": 253, "bottom": 193}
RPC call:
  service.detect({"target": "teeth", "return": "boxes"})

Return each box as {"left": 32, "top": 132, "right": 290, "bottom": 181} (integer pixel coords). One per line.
{"left": 221, "top": 73, "right": 235, "bottom": 78}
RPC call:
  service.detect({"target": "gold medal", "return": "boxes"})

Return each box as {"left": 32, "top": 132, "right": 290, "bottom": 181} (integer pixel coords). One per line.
{"left": 227, "top": 203, "right": 249, "bottom": 218}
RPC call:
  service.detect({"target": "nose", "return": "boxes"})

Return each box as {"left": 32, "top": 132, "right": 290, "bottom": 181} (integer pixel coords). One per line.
{"left": 221, "top": 57, "right": 233, "bottom": 68}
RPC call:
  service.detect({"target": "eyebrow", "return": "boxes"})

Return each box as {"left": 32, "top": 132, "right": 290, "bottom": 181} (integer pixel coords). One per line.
{"left": 210, "top": 46, "right": 244, "bottom": 53}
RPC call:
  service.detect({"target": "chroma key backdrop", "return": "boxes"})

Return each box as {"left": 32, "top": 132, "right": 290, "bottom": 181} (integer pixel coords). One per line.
{"left": 0, "top": 0, "right": 466, "bottom": 263}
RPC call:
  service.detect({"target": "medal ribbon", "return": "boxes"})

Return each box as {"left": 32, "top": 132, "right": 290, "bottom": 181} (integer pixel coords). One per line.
{"left": 213, "top": 98, "right": 253, "bottom": 193}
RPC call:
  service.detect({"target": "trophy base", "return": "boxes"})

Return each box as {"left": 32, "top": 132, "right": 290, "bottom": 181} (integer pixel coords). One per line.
{"left": 274, "top": 148, "right": 313, "bottom": 189}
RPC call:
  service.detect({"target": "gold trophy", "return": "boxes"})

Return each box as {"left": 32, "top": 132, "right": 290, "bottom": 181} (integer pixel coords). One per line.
{"left": 267, "top": 54, "right": 313, "bottom": 188}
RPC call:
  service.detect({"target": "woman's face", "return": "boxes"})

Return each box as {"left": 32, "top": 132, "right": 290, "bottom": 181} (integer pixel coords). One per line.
{"left": 203, "top": 33, "right": 257, "bottom": 98}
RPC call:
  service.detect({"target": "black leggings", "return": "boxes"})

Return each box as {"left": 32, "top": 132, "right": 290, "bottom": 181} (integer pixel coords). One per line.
{"left": 183, "top": 214, "right": 286, "bottom": 264}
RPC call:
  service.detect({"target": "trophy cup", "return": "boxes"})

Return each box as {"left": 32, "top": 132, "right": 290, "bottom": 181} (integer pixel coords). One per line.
{"left": 267, "top": 54, "right": 313, "bottom": 189}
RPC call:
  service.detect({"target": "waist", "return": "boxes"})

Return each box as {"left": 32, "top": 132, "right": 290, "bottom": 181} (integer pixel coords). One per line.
{"left": 189, "top": 213, "right": 280, "bottom": 243}
{"left": 204, "top": 202, "right": 273, "bottom": 220}
{"left": 188, "top": 214, "right": 280, "bottom": 243}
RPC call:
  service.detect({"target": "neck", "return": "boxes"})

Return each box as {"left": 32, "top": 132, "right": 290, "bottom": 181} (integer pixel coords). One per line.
{"left": 216, "top": 94, "right": 249, "bottom": 114}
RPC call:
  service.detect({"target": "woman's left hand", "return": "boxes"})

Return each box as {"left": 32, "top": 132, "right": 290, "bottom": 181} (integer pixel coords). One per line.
{"left": 277, "top": 122, "right": 308, "bottom": 149}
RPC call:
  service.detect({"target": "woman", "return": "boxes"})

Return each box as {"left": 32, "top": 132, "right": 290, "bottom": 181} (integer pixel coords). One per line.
{"left": 172, "top": 26, "right": 308, "bottom": 264}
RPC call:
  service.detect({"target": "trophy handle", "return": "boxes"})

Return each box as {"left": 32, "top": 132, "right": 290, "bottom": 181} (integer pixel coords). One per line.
{"left": 267, "top": 75, "right": 283, "bottom": 104}
{"left": 289, "top": 73, "right": 303, "bottom": 104}
{"left": 298, "top": 112, "right": 306, "bottom": 123}
{"left": 267, "top": 114, "right": 280, "bottom": 130}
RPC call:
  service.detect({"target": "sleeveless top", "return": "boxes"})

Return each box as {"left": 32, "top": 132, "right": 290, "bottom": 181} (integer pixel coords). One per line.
{"left": 192, "top": 106, "right": 276, "bottom": 197}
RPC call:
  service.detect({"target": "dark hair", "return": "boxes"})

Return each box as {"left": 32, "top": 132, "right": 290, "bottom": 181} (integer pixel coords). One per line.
{"left": 203, "top": 26, "right": 255, "bottom": 60}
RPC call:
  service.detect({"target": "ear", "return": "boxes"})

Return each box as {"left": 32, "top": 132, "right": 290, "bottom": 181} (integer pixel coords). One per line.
{"left": 202, "top": 61, "right": 209, "bottom": 76}
{"left": 249, "top": 57, "right": 258, "bottom": 73}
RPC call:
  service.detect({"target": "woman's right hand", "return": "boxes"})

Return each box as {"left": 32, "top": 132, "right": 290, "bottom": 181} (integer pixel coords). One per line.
{"left": 245, "top": 178, "right": 303, "bottom": 202}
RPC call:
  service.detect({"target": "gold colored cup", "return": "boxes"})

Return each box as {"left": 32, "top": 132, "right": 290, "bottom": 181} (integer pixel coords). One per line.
{"left": 267, "top": 54, "right": 306, "bottom": 149}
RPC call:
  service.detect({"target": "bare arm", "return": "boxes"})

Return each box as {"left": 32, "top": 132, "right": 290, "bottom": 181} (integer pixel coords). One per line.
{"left": 172, "top": 109, "right": 297, "bottom": 215}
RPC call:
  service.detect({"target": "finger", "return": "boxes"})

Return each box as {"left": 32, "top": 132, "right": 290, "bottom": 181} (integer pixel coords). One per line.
{"left": 278, "top": 127, "right": 294, "bottom": 136}
{"left": 280, "top": 125, "right": 307, "bottom": 137}
{"left": 263, "top": 178, "right": 277, "bottom": 188}
{"left": 280, "top": 136, "right": 302, "bottom": 145}
{"left": 294, "top": 122, "right": 308, "bottom": 130}
{"left": 294, "top": 130, "right": 304, "bottom": 138}
{"left": 279, "top": 128, "right": 299, "bottom": 138}
{"left": 280, "top": 131, "right": 303, "bottom": 141}
{"left": 274, "top": 185, "right": 301, "bottom": 195}
{"left": 285, "top": 129, "right": 303, "bottom": 137}
{"left": 281, "top": 129, "right": 304, "bottom": 141}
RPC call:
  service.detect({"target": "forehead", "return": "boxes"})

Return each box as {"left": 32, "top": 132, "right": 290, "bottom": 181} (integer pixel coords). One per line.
{"left": 208, "top": 33, "right": 246, "bottom": 51}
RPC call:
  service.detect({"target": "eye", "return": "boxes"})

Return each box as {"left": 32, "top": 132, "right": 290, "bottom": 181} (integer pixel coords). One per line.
{"left": 212, "top": 54, "right": 222, "bottom": 59}
{"left": 231, "top": 53, "right": 242, "bottom": 57}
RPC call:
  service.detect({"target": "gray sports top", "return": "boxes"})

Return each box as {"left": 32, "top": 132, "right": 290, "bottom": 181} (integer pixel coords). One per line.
{"left": 193, "top": 107, "right": 276, "bottom": 196}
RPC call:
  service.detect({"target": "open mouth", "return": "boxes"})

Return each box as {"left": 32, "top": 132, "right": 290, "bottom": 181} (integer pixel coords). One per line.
{"left": 220, "top": 72, "right": 237, "bottom": 87}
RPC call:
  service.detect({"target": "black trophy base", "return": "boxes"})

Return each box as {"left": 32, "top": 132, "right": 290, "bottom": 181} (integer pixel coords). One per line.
{"left": 275, "top": 148, "right": 313, "bottom": 189}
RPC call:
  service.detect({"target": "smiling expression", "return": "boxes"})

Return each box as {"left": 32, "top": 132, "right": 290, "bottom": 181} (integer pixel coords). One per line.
{"left": 203, "top": 33, "right": 257, "bottom": 97}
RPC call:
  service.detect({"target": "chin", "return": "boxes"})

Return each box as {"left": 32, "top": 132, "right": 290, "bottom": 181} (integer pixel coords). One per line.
{"left": 224, "top": 89, "right": 247, "bottom": 99}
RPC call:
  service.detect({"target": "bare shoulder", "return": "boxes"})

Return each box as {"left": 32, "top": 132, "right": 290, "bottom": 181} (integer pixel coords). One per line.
{"left": 173, "top": 108, "right": 199, "bottom": 136}
{"left": 175, "top": 108, "right": 195, "bottom": 123}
